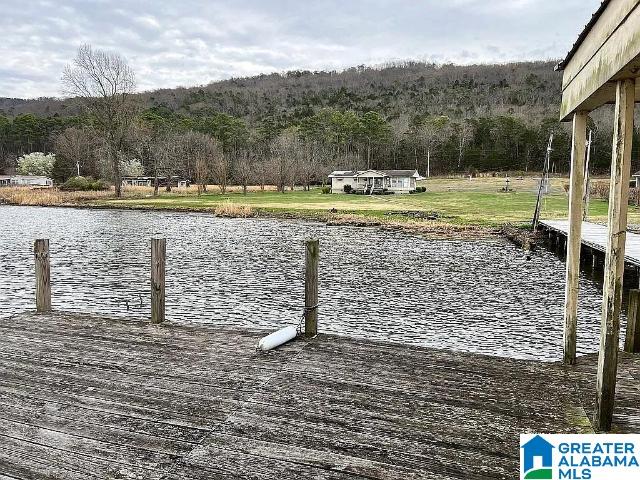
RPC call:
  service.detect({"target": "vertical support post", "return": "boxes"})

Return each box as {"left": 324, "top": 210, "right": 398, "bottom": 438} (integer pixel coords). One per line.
{"left": 592, "top": 252, "right": 600, "bottom": 273}
{"left": 34, "top": 239, "right": 51, "bottom": 312}
{"left": 304, "top": 239, "right": 319, "bottom": 337}
{"left": 595, "top": 79, "right": 635, "bottom": 432}
{"left": 584, "top": 248, "right": 593, "bottom": 275}
{"left": 151, "top": 238, "right": 166, "bottom": 324}
{"left": 583, "top": 129, "right": 593, "bottom": 221}
{"left": 564, "top": 111, "right": 588, "bottom": 365}
{"left": 624, "top": 289, "right": 640, "bottom": 353}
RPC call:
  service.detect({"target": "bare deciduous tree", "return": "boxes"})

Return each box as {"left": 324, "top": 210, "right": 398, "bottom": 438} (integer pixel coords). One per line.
{"left": 151, "top": 133, "right": 183, "bottom": 195}
{"left": 54, "top": 127, "right": 98, "bottom": 178}
{"left": 454, "top": 120, "right": 474, "bottom": 169}
{"left": 272, "top": 130, "right": 298, "bottom": 193}
{"left": 254, "top": 158, "right": 270, "bottom": 191}
{"left": 236, "top": 149, "right": 253, "bottom": 195}
{"left": 416, "top": 116, "right": 450, "bottom": 177}
{"left": 299, "top": 140, "right": 325, "bottom": 191}
{"left": 210, "top": 148, "right": 230, "bottom": 194}
{"left": 62, "top": 44, "right": 137, "bottom": 197}
{"left": 181, "top": 131, "right": 220, "bottom": 195}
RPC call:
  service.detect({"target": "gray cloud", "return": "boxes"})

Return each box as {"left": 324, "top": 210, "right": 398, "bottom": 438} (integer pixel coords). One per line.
{"left": 0, "top": 0, "right": 601, "bottom": 98}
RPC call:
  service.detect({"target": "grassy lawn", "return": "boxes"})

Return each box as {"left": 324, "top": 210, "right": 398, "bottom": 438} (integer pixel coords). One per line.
{"left": 93, "top": 176, "right": 637, "bottom": 227}
{"left": 2, "top": 175, "right": 631, "bottom": 228}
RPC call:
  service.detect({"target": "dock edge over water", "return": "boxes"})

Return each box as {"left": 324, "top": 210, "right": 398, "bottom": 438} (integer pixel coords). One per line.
{"left": 1, "top": 312, "right": 639, "bottom": 479}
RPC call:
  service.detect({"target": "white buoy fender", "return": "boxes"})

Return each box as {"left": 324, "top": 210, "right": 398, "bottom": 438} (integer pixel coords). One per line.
{"left": 258, "top": 325, "right": 298, "bottom": 351}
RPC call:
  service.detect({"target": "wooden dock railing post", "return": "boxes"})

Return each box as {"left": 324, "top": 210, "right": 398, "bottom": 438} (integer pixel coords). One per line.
{"left": 34, "top": 239, "right": 51, "bottom": 312}
{"left": 304, "top": 239, "right": 319, "bottom": 337}
{"left": 625, "top": 289, "right": 640, "bottom": 353}
{"left": 151, "top": 238, "right": 166, "bottom": 324}
{"left": 595, "top": 78, "right": 635, "bottom": 432}
{"left": 563, "top": 111, "right": 587, "bottom": 365}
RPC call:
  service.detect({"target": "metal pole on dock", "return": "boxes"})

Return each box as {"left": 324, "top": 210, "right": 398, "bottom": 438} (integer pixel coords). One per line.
{"left": 151, "top": 238, "right": 166, "bottom": 324}
{"left": 304, "top": 239, "right": 319, "bottom": 337}
{"left": 625, "top": 290, "right": 640, "bottom": 353}
{"left": 34, "top": 239, "right": 51, "bottom": 312}
{"left": 532, "top": 134, "right": 553, "bottom": 230}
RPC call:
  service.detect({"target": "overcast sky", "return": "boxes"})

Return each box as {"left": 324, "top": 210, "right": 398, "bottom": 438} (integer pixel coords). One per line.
{"left": 1, "top": 0, "right": 601, "bottom": 99}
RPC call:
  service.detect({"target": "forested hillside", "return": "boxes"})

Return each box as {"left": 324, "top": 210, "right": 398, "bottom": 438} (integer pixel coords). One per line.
{"left": 0, "top": 60, "right": 626, "bottom": 185}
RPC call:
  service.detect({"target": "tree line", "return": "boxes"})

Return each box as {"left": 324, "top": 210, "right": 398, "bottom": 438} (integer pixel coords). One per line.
{"left": 1, "top": 46, "right": 636, "bottom": 195}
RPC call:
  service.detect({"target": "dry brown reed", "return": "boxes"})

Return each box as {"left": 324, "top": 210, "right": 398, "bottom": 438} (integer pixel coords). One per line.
{"left": 213, "top": 202, "right": 254, "bottom": 217}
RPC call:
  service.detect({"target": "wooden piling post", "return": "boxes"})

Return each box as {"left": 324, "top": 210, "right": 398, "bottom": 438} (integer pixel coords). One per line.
{"left": 558, "top": 235, "right": 567, "bottom": 258}
{"left": 595, "top": 79, "right": 635, "bottom": 432}
{"left": 624, "top": 289, "right": 640, "bottom": 353}
{"left": 304, "top": 239, "right": 319, "bottom": 337}
{"left": 34, "top": 239, "right": 51, "bottom": 312}
{"left": 583, "top": 129, "right": 593, "bottom": 221}
{"left": 564, "top": 111, "right": 587, "bottom": 365}
{"left": 151, "top": 238, "right": 166, "bottom": 324}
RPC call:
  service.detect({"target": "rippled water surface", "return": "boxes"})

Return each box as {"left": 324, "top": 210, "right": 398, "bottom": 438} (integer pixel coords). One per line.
{"left": 0, "top": 205, "right": 613, "bottom": 360}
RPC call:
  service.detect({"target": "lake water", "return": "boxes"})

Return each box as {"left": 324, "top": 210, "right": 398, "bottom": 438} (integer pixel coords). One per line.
{"left": 0, "top": 205, "right": 616, "bottom": 361}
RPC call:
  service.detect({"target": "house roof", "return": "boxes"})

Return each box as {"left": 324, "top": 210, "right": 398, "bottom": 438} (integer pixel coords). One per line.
{"left": 380, "top": 170, "right": 420, "bottom": 178}
{"left": 328, "top": 171, "right": 359, "bottom": 178}
{"left": 555, "top": 1, "right": 611, "bottom": 71}
{"left": 328, "top": 169, "right": 418, "bottom": 178}
{"left": 0, "top": 175, "right": 52, "bottom": 180}
{"left": 521, "top": 435, "right": 555, "bottom": 451}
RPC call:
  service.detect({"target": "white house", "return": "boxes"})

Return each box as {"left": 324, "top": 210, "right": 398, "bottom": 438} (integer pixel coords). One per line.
{"left": 328, "top": 170, "right": 421, "bottom": 194}
{"left": 0, "top": 175, "right": 53, "bottom": 187}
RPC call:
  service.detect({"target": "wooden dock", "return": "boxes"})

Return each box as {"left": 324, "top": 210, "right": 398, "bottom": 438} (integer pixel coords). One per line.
{"left": 540, "top": 219, "right": 640, "bottom": 268}
{"left": 0, "top": 313, "right": 639, "bottom": 479}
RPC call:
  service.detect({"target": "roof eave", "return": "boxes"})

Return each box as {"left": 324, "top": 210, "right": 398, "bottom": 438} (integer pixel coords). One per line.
{"left": 556, "top": 0, "right": 611, "bottom": 72}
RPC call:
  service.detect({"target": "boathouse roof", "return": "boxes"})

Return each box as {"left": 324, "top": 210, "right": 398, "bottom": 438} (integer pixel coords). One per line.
{"left": 555, "top": 1, "right": 610, "bottom": 71}
{"left": 556, "top": 0, "right": 640, "bottom": 120}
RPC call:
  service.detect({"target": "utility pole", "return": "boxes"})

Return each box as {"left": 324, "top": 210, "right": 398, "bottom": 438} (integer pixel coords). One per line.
{"left": 532, "top": 134, "right": 553, "bottom": 230}
{"left": 583, "top": 130, "right": 593, "bottom": 221}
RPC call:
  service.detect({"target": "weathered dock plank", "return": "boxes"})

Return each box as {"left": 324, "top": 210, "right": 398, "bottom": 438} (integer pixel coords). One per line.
{"left": 540, "top": 219, "right": 640, "bottom": 266}
{"left": 0, "top": 312, "right": 639, "bottom": 479}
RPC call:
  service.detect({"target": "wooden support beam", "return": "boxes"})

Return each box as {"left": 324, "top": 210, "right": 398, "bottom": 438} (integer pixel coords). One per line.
{"left": 151, "top": 238, "right": 166, "bottom": 324}
{"left": 624, "top": 290, "right": 640, "bottom": 353}
{"left": 583, "top": 130, "right": 593, "bottom": 221}
{"left": 582, "top": 248, "right": 592, "bottom": 273}
{"left": 33, "top": 239, "right": 51, "bottom": 312}
{"left": 594, "top": 79, "right": 635, "bottom": 432}
{"left": 304, "top": 239, "right": 319, "bottom": 337}
{"left": 558, "top": 235, "right": 567, "bottom": 258}
{"left": 592, "top": 251, "right": 601, "bottom": 273}
{"left": 564, "top": 111, "right": 588, "bottom": 365}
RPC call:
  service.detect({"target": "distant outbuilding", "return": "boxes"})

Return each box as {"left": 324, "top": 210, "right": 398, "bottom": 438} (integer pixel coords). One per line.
{"left": 0, "top": 175, "right": 53, "bottom": 187}
{"left": 122, "top": 176, "right": 190, "bottom": 188}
